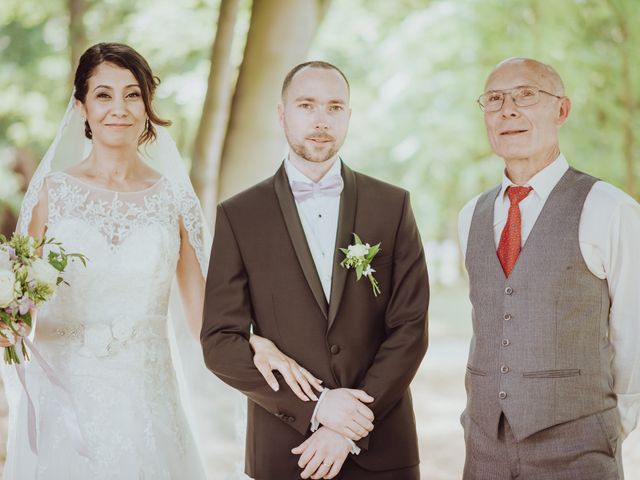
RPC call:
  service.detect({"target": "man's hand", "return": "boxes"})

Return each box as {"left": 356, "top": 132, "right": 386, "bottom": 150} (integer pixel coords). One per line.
{"left": 250, "top": 334, "right": 324, "bottom": 401}
{"left": 316, "top": 388, "right": 374, "bottom": 441}
{"left": 292, "top": 426, "right": 351, "bottom": 479}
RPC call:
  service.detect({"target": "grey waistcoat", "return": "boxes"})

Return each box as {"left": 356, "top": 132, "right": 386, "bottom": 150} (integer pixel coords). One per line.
{"left": 464, "top": 167, "right": 616, "bottom": 441}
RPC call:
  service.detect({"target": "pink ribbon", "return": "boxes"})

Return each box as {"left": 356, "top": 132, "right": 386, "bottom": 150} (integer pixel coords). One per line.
{"left": 14, "top": 337, "right": 92, "bottom": 459}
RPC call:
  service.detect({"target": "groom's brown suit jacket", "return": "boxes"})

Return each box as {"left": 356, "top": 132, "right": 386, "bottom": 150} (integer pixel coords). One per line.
{"left": 201, "top": 163, "right": 429, "bottom": 479}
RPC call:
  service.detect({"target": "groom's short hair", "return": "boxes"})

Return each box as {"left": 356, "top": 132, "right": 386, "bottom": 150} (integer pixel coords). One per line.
{"left": 281, "top": 61, "right": 350, "bottom": 100}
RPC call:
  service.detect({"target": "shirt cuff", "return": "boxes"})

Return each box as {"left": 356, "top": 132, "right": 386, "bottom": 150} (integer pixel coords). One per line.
{"left": 616, "top": 392, "right": 640, "bottom": 440}
{"left": 309, "top": 388, "right": 361, "bottom": 455}
{"left": 310, "top": 388, "right": 330, "bottom": 432}
{"left": 346, "top": 438, "right": 361, "bottom": 455}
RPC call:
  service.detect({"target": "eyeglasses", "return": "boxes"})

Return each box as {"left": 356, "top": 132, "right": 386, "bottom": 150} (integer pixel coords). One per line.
{"left": 477, "top": 86, "right": 563, "bottom": 112}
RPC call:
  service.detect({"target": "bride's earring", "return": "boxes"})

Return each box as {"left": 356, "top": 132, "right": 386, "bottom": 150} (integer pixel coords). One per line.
{"left": 84, "top": 119, "right": 92, "bottom": 139}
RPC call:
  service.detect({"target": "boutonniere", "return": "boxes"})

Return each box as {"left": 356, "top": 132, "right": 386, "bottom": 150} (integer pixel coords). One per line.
{"left": 339, "top": 233, "right": 382, "bottom": 297}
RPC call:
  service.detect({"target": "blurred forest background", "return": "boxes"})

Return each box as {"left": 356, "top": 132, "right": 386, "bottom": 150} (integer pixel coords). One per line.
{"left": 1, "top": 0, "right": 638, "bottom": 478}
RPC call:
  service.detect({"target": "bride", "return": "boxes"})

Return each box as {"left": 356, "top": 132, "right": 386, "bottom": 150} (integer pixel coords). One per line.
{"left": 1, "top": 42, "right": 321, "bottom": 479}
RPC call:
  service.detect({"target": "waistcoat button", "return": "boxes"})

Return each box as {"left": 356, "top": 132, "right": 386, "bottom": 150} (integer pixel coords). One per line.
{"left": 502, "top": 339, "right": 510, "bottom": 347}
{"left": 503, "top": 313, "right": 512, "bottom": 321}
{"left": 498, "top": 391, "right": 507, "bottom": 399}
{"left": 505, "top": 287, "right": 513, "bottom": 295}
{"left": 500, "top": 365, "right": 510, "bottom": 373}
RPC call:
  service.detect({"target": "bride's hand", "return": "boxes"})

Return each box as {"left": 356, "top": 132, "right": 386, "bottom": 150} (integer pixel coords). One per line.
{"left": 0, "top": 321, "right": 31, "bottom": 348}
{"left": 250, "top": 334, "right": 324, "bottom": 402}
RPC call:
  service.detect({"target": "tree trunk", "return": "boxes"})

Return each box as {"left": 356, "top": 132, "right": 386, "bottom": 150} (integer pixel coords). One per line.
{"left": 609, "top": 0, "right": 637, "bottom": 198}
{"left": 617, "top": 24, "right": 637, "bottom": 199}
{"left": 619, "top": 47, "right": 636, "bottom": 199}
{"left": 69, "top": 0, "right": 87, "bottom": 78}
{"left": 190, "top": 0, "right": 241, "bottom": 219}
{"left": 216, "top": 0, "right": 331, "bottom": 203}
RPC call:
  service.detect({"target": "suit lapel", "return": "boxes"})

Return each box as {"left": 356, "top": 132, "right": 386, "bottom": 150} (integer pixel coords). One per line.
{"left": 274, "top": 164, "right": 328, "bottom": 318}
{"left": 327, "top": 163, "right": 357, "bottom": 330}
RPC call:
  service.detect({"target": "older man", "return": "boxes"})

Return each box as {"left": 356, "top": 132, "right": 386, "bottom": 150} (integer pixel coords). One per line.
{"left": 458, "top": 57, "right": 640, "bottom": 479}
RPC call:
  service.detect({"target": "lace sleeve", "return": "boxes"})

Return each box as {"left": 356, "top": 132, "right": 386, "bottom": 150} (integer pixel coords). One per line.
{"left": 17, "top": 174, "right": 58, "bottom": 237}
{"left": 171, "top": 182, "right": 211, "bottom": 278}
{"left": 17, "top": 176, "right": 46, "bottom": 236}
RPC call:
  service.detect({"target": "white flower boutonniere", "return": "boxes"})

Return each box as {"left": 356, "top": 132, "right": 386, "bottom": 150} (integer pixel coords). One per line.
{"left": 339, "top": 233, "right": 382, "bottom": 297}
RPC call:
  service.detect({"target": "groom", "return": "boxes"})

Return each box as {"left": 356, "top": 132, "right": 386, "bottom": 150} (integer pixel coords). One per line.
{"left": 201, "top": 61, "right": 429, "bottom": 479}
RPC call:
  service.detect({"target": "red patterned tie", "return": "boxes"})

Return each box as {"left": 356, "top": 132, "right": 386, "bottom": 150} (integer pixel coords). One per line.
{"left": 497, "top": 186, "right": 533, "bottom": 277}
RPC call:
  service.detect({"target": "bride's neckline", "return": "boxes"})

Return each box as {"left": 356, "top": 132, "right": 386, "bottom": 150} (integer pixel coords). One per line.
{"left": 58, "top": 171, "right": 165, "bottom": 194}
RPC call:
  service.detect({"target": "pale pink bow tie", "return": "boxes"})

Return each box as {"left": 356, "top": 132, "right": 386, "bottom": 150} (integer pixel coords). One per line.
{"left": 291, "top": 175, "right": 344, "bottom": 202}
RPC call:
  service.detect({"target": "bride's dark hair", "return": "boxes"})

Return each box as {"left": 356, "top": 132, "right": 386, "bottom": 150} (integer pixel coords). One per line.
{"left": 74, "top": 42, "right": 171, "bottom": 144}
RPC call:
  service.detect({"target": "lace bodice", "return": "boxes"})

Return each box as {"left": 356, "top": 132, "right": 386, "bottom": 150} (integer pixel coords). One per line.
{"left": 39, "top": 172, "right": 180, "bottom": 353}
{"left": 2, "top": 172, "right": 207, "bottom": 479}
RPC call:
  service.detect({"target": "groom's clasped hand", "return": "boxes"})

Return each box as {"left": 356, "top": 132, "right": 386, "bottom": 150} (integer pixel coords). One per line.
{"left": 313, "top": 388, "right": 375, "bottom": 441}
{"left": 250, "top": 334, "right": 376, "bottom": 476}
{"left": 292, "top": 389, "right": 375, "bottom": 479}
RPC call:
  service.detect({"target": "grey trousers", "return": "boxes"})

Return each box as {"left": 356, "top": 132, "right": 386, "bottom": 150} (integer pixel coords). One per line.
{"left": 462, "top": 409, "right": 623, "bottom": 480}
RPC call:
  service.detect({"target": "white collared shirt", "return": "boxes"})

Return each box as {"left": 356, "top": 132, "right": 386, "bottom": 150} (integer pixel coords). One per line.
{"left": 285, "top": 158, "right": 342, "bottom": 302}
{"left": 458, "top": 153, "right": 640, "bottom": 438}
{"left": 284, "top": 158, "right": 360, "bottom": 454}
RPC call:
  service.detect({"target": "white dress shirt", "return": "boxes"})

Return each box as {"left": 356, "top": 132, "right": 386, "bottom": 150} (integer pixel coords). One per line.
{"left": 285, "top": 158, "right": 341, "bottom": 302}
{"left": 284, "top": 158, "right": 360, "bottom": 454}
{"left": 458, "top": 153, "right": 640, "bottom": 439}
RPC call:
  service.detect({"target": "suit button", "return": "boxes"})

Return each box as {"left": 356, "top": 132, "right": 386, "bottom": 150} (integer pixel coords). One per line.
{"left": 498, "top": 391, "right": 507, "bottom": 399}
{"left": 500, "top": 365, "right": 509, "bottom": 374}
{"left": 503, "top": 313, "right": 512, "bottom": 321}
{"left": 330, "top": 344, "right": 340, "bottom": 355}
{"left": 287, "top": 416, "right": 296, "bottom": 423}
{"left": 502, "top": 339, "right": 510, "bottom": 347}
{"left": 505, "top": 287, "right": 513, "bottom": 295}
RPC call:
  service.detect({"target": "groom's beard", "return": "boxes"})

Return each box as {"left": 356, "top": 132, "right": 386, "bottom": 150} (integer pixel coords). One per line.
{"left": 285, "top": 131, "right": 340, "bottom": 164}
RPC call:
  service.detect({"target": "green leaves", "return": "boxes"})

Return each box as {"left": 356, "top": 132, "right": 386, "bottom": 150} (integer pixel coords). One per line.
{"left": 339, "top": 233, "right": 383, "bottom": 297}
{"left": 355, "top": 263, "right": 363, "bottom": 281}
{"left": 47, "top": 238, "right": 88, "bottom": 276}
{"left": 366, "top": 243, "right": 381, "bottom": 262}
{"left": 48, "top": 250, "right": 67, "bottom": 272}
{"left": 9, "top": 233, "right": 34, "bottom": 259}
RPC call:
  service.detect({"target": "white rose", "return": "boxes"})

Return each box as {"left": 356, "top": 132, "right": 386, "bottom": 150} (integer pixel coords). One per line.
{"left": 347, "top": 244, "right": 369, "bottom": 258}
{"left": 29, "top": 258, "right": 60, "bottom": 288}
{"left": 0, "top": 249, "right": 11, "bottom": 270}
{"left": 0, "top": 270, "right": 16, "bottom": 308}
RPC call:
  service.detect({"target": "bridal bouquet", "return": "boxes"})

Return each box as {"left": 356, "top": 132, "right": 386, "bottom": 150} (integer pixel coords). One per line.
{"left": 0, "top": 233, "right": 87, "bottom": 364}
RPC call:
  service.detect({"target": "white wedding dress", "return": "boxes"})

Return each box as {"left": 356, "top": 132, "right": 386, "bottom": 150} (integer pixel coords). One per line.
{"left": 3, "top": 171, "right": 207, "bottom": 479}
